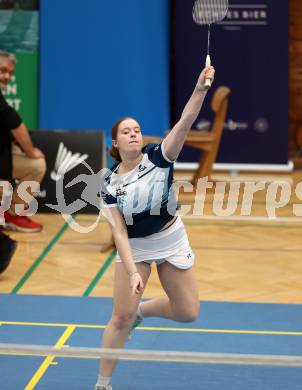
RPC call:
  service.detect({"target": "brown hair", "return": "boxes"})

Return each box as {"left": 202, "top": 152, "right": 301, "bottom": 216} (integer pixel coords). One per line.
{"left": 109, "top": 116, "right": 134, "bottom": 163}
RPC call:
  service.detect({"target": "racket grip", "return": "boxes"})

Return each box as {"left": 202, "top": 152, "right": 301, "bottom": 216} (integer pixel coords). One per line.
{"left": 205, "top": 54, "right": 212, "bottom": 89}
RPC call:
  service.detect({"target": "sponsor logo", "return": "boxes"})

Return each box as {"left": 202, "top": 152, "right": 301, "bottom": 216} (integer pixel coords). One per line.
{"left": 196, "top": 119, "right": 211, "bottom": 131}
{"left": 116, "top": 187, "right": 127, "bottom": 197}
{"left": 254, "top": 118, "right": 269, "bottom": 133}
{"left": 225, "top": 119, "right": 249, "bottom": 132}
{"left": 221, "top": 4, "right": 268, "bottom": 28}
{"left": 50, "top": 142, "right": 89, "bottom": 181}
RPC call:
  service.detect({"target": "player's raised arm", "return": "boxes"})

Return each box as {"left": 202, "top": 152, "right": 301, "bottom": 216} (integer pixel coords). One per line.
{"left": 162, "top": 66, "right": 215, "bottom": 162}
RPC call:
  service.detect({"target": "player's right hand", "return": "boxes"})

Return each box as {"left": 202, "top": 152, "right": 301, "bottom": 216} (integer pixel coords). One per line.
{"left": 197, "top": 66, "right": 215, "bottom": 90}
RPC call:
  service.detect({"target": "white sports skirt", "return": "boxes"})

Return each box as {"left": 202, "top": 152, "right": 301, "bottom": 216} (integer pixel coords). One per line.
{"left": 115, "top": 217, "right": 195, "bottom": 270}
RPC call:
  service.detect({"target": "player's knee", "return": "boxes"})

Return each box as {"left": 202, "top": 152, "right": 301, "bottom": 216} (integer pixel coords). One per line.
{"left": 111, "top": 312, "right": 135, "bottom": 330}
{"left": 175, "top": 301, "right": 200, "bottom": 323}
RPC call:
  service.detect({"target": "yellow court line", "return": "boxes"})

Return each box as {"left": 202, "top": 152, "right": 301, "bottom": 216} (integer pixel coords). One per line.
{"left": 0, "top": 321, "right": 105, "bottom": 329}
{"left": 140, "top": 326, "right": 302, "bottom": 336}
{"left": 1, "top": 320, "right": 302, "bottom": 336}
{"left": 24, "top": 325, "right": 76, "bottom": 390}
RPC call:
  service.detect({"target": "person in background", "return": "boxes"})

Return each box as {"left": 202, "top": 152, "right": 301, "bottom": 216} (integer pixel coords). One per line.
{"left": 0, "top": 50, "right": 46, "bottom": 232}
{"left": 0, "top": 228, "right": 17, "bottom": 274}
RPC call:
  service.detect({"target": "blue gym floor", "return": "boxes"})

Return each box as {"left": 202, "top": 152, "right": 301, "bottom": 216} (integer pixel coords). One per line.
{"left": 0, "top": 294, "right": 302, "bottom": 390}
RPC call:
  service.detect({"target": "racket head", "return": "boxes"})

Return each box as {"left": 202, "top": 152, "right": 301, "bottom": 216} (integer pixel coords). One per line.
{"left": 193, "top": 0, "right": 229, "bottom": 25}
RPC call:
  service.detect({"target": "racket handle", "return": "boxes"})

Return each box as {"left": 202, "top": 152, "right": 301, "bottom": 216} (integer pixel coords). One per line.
{"left": 205, "top": 54, "right": 212, "bottom": 89}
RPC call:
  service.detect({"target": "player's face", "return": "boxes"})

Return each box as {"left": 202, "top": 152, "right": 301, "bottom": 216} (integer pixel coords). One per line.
{"left": 114, "top": 118, "right": 143, "bottom": 157}
{"left": 0, "top": 59, "right": 15, "bottom": 89}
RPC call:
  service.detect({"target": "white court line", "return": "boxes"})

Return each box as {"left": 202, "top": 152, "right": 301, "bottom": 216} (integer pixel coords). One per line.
{"left": 181, "top": 215, "right": 302, "bottom": 223}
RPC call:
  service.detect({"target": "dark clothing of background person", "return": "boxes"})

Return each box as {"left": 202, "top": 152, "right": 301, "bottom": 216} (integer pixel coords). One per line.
{"left": 0, "top": 87, "right": 22, "bottom": 180}
{"left": 0, "top": 87, "right": 20, "bottom": 272}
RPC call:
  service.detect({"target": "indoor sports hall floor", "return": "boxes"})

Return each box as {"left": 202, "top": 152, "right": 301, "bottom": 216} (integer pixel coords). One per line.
{"left": 1, "top": 295, "right": 302, "bottom": 390}
{"left": 0, "top": 170, "right": 302, "bottom": 389}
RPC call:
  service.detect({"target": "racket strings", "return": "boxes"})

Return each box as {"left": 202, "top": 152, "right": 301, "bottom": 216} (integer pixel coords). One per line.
{"left": 193, "top": 0, "right": 228, "bottom": 25}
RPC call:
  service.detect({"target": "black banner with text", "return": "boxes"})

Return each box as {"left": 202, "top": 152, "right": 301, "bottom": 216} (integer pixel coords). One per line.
{"left": 173, "top": 0, "right": 289, "bottom": 165}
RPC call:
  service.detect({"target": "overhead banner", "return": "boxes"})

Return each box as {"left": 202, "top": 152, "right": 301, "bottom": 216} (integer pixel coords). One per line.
{"left": 173, "top": 0, "right": 289, "bottom": 167}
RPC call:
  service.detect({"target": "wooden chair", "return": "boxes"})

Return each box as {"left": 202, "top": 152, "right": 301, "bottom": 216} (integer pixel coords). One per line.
{"left": 169, "top": 85, "right": 231, "bottom": 187}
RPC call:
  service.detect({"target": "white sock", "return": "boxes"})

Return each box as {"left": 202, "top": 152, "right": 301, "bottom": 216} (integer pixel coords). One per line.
{"left": 96, "top": 375, "right": 112, "bottom": 387}
{"left": 137, "top": 302, "right": 143, "bottom": 320}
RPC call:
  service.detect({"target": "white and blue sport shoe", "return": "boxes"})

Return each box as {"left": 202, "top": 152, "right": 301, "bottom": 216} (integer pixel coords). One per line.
{"left": 94, "top": 385, "right": 112, "bottom": 390}
{"left": 128, "top": 306, "right": 143, "bottom": 339}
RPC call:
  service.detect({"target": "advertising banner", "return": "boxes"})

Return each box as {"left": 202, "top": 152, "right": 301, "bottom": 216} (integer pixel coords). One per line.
{"left": 31, "top": 131, "right": 105, "bottom": 214}
{"left": 173, "top": 0, "right": 289, "bottom": 167}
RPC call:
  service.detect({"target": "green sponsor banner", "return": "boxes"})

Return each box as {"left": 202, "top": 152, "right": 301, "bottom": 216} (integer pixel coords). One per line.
{"left": 3, "top": 52, "right": 38, "bottom": 129}
{"left": 0, "top": 7, "right": 39, "bottom": 129}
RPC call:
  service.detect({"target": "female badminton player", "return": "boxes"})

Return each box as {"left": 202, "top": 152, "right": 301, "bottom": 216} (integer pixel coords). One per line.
{"left": 95, "top": 65, "right": 215, "bottom": 390}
